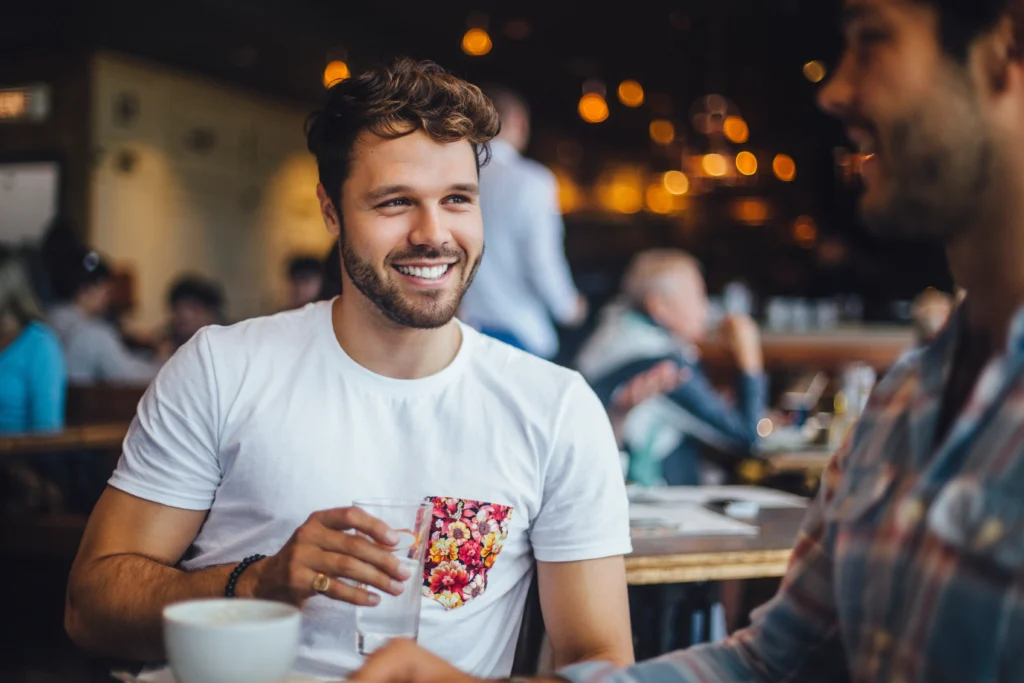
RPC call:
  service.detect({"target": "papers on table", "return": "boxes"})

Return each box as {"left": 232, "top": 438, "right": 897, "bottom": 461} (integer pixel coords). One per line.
{"left": 627, "top": 485, "right": 809, "bottom": 509}
{"left": 626, "top": 486, "right": 809, "bottom": 538}
{"left": 629, "top": 502, "right": 758, "bottom": 536}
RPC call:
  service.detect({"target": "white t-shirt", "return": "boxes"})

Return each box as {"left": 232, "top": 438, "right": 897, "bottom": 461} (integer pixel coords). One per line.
{"left": 109, "top": 300, "right": 631, "bottom": 679}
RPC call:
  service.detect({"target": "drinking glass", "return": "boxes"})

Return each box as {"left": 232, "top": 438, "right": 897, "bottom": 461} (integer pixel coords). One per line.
{"left": 352, "top": 499, "right": 432, "bottom": 655}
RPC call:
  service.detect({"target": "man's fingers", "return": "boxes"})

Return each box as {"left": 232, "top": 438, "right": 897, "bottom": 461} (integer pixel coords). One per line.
{"left": 316, "top": 507, "right": 399, "bottom": 546}
{"left": 301, "top": 524, "right": 412, "bottom": 582}
{"left": 306, "top": 547, "right": 410, "bottom": 597}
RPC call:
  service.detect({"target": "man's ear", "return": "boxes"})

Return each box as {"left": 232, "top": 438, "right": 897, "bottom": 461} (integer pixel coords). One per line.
{"left": 977, "top": 15, "right": 1019, "bottom": 93}
{"left": 316, "top": 183, "right": 341, "bottom": 237}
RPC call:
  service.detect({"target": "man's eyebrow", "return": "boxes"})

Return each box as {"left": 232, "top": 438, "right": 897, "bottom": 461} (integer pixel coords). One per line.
{"left": 365, "top": 184, "right": 413, "bottom": 202}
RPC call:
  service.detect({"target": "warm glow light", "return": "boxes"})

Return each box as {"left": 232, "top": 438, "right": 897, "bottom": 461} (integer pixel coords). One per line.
{"left": 596, "top": 168, "right": 644, "bottom": 214}
{"left": 578, "top": 93, "right": 610, "bottom": 123}
{"left": 649, "top": 119, "right": 675, "bottom": 145}
{"left": 804, "top": 60, "right": 827, "bottom": 83}
{"left": 794, "top": 215, "right": 818, "bottom": 246}
{"left": 662, "top": 170, "right": 690, "bottom": 195}
{"left": 702, "top": 153, "right": 729, "bottom": 178}
{"left": 646, "top": 184, "right": 675, "bottom": 214}
{"left": 736, "top": 151, "right": 758, "bottom": 176}
{"left": 618, "top": 80, "right": 645, "bottom": 108}
{"left": 723, "top": 116, "right": 749, "bottom": 143}
{"left": 462, "top": 28, "right": 493, "bottom": 56}
{"left": 732, "top": 198, "right": 771, "bottom": 225}
{"left": 323, "top": 61, "right": 350, "bottom": 87}
{"left": 757, "top": 418, "right": 774, "bottom": 438}
{"left": 554, "top": 170, "right": 584, "bottom": 214}
{"left": 773, "top": 154, "right": 797, "bottom": 182}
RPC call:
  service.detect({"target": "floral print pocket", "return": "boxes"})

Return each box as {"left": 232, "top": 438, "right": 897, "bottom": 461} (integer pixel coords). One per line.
{"left": 422, "top": 496, "right": 514, "bottom": 610}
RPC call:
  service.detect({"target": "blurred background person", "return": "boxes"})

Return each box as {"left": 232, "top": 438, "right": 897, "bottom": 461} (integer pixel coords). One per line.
{"left": 458, "top": 86, "right": 587, "bottom": 359}
{"left": 0, "top": 247, "right": 66, "bottom": 433}
{"left": 285, "top": 255, "right": 324, "bottom": 310}
{"left": 165, "top": 274, "right": 225, "bottom": 351}
{"left": 47, "top": 248, "right": 160, "bottom": 385}
{"left": 576, "top": 249, "right": 766, "bottom": 486}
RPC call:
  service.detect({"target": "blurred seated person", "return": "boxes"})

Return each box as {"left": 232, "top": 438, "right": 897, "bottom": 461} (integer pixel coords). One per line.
{"left": 48, "top": 249, "right": 161, "bottom": 385}
{"left": 286, "top": 256, "right": 324, "bottom": 309}
{"left": 165, "top": 275, "right": 225, "bottom": 351}
{"left": 911, "top": 287, "right": 954, "bottom": 346}
{"left": 0, "top": 248, "right": 66, "bottom": 432}
{"left": 576, "top": 249, "right": 767, "bottom": 486}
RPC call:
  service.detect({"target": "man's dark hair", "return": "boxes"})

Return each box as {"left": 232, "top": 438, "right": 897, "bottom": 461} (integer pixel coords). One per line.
{"left": 168, "top": 275, "right": 224, "bottom": 313}
{"left": 287, "top": 256, "right": 323, "bottom": 281}
{"left": 916, "top": 0, "right": 1023, "bottom": 62}
{"left": 305, "top": 57, "right": 501, "bottom": 220}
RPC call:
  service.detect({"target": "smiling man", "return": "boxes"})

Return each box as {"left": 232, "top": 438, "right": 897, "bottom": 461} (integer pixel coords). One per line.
{"left": 352, "top": 2, "right": 1024, "bottom": 682}
{"left": 64, "top": 59, "right": 633, "bottom": 679}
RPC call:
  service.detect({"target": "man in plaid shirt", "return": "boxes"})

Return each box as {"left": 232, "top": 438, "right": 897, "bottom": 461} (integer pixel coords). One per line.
{"left": 353, "top": 0, "right": 1024, "bottom": 681}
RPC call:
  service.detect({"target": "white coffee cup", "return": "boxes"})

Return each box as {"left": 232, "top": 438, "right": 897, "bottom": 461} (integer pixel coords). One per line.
{"left": 163, "top": 598, "right": 301, "bottom": 683}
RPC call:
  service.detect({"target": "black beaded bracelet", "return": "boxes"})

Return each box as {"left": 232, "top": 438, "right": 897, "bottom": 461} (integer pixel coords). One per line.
{"left": 224, "top": 553, "right": 266, "bottom": 597}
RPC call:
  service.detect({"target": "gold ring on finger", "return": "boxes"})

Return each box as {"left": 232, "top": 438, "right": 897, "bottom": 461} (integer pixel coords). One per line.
{"left": 312, "top": 573, "right": 330, "bottom": 594}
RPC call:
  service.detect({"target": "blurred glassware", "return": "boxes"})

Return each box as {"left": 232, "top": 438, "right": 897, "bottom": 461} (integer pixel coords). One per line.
{"left": 723, "top": 281, "right": 753, "bottom": 316}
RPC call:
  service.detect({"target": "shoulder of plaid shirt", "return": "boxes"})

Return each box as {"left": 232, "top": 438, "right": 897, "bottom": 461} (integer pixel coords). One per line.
{"left": 558, "top": 303, "right": 1024, "bottom": 683}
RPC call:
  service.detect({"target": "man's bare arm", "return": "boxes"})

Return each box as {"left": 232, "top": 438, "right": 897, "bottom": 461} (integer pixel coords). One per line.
{"left": 66, "top": 486, "right": 411, "bottom": 662}
{"left": 537, "top": 557, "right": 634, "bottom": 668}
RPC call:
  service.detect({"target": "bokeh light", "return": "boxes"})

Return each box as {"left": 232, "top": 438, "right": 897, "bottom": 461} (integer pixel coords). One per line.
{"left": 649, "top": 119, "right": 675, "bottom": 145}
{"left": 702, "top": 153, "right": 729, "bottom": 178}
{"left": 554, "top": 169, "right": 583, "bottom": 214}
{"left": 731, "top": 198, "right": 771, "bottom": 225}
{"left": 646, "top": 184, "right": 674, "bottom": 214}
{"left": 323, "top": 61, "right": 350, "bottom": 87}
{"left": 662, "top": 170, "right": 690, "bottom": 195}
{"left": 596, "top": 168, "right": 644, "bottom": 214}
{"left": 803, "top": 60, "right": 827, "bottom": 83}
{"left": 579, "top": 93, "right": 610, "bottom": 123}
{"left": 617, "top": 80, "right": 645, "bottom": 108}
{"left": 462, "top": 28, "right": 493, "bottom": 56}
{"left": 773, "top": 154, "right": 797, "bottom": 182}
{"left": 794, "top": 215, "right": 818, "bottom": 246}
{"left": 736, "top": 151, "right": 758, "bottom": 176}
{"left": 723, "top": 116, "right": 749, "bottom": 143}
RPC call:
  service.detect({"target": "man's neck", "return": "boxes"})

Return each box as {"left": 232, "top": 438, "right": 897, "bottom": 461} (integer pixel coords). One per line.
{"left": 331, "top": 295, "right": 462, "bottom": 380}
{"left": 947, "top": 214, "right": 1024, "bottom": 354}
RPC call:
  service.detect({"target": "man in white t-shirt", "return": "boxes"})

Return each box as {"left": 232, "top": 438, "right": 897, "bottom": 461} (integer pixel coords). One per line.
{"left": 64, "top": 57, "right": 634, "bottom": 680}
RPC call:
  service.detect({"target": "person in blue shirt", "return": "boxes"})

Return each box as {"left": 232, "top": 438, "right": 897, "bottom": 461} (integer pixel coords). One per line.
{"left": 576, "top": 249, "right": 767, "bottom": 485}
{"left": 0, "top": 248, "right": 66, "bottom": 433}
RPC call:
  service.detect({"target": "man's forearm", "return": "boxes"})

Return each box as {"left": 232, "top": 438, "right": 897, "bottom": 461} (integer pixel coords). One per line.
{"left": 66, "top": 554, "right": 258, "bottom": 661}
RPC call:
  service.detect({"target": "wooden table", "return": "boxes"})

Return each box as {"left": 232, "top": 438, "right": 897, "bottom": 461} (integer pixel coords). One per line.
{"left": 625, "top": 507, "right": 806, "bottom": 585}
{"left": 0, "top": 423, "right": 130, "bottom": 457}
{"left": 700, "top": 325, "right": 914, "bottom": 374}
{"left": 765, "top": 448, "right": 834, "bottom": 478}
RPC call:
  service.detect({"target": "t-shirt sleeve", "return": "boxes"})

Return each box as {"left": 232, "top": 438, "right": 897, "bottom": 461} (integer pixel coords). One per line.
{"left": 108, "top": 329, "right": 222, "bottom": 510}
{"left": 530, "top": 373, "right": 633, "bottom": 562}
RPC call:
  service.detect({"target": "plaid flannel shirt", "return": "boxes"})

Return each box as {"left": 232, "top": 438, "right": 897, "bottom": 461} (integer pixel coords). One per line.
{"left": 561, "top": 305, "right": 1024, "bottom": 683}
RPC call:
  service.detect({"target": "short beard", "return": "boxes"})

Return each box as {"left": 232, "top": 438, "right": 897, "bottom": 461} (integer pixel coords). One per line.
{"left": 861, "top": 67, "right": 992, "bottom": 243}
{"left": 341, "top": 241, "right": 481, "bottom": 329}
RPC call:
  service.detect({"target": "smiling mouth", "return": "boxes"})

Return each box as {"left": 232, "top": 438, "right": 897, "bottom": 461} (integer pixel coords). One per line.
{"left": 393, "top": 264, "right": 452, "bottom": 281}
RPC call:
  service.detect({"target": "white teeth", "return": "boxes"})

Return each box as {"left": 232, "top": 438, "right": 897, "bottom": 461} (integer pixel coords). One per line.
{"left": 396, "top": 264, "right": 450, "bottom": 280}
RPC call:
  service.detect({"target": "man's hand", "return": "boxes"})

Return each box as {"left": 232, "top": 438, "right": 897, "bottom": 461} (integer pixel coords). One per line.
{"left": 349, "top": 639, "right": 484, "bottom": 683}
{"left": 719, "top": 314, "right": 764, "bottom": 374}
{"left": 608, "top": 360, "right": 690, "bottom": 445}
{"left": 247, "top": 507, "right": 412, "bottom": 607}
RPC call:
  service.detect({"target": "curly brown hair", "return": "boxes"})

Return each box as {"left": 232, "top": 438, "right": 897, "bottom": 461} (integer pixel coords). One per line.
{"left": 305, "top": 57, "right": 501, "bottom": 212}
